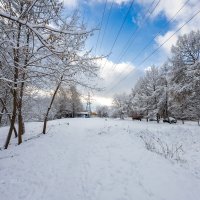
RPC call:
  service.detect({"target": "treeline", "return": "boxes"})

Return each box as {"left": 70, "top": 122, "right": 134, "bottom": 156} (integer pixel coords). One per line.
{"left": 113, "top": 30, "right": 200, "bottom": 124}
{"left": 0, "top": 0, "right": 100, "bottom": 149}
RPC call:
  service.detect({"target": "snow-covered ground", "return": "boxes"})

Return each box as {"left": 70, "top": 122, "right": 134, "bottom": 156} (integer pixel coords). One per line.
{"left": 0, "top": 118, "right": 200, "bottom": 200}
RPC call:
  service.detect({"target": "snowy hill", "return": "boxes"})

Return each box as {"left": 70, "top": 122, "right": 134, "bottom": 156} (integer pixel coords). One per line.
{"left": 0, "top": 118, "right": 200, "bottom": 200}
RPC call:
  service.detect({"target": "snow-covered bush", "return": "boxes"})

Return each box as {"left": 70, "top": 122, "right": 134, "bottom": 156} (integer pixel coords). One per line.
{"left": 140, "top": 130, "right": 185, "bottom": 162}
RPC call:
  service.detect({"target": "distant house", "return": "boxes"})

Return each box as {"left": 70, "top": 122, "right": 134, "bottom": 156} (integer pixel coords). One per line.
{"left": 90, "top": 112, "right": 98, "bottom": 117}
{"left": 76, "top": 112, "right": 90, "bottom": 118}
{"left": 54, "top": 110, "right": 91, "bottom": 119}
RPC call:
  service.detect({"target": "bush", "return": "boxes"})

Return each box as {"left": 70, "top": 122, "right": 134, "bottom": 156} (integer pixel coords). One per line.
{"left": 139, "top": 130, "right": 185, "bottom": 162}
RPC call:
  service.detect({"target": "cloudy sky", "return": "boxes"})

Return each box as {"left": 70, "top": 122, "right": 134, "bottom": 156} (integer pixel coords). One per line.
{"left": 64, "top": 0, "right": 200, "bottom": 107}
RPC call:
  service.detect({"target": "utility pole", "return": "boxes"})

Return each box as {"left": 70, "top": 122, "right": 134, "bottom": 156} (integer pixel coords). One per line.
{"left": 86, "top": 92, "right": 92, "bottom": 117}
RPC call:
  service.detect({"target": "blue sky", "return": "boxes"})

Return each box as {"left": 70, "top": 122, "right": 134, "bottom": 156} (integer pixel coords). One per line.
{"left": 82, "top": 1, "right": 170, "bottom": 66}
{"left": 64, "top": 0, "right": 200, "bottom": 106}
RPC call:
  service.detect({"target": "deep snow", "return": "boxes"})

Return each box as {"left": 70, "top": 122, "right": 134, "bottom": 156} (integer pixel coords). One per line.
{"left": 0, "top": 118, "right": 200, "bottom": 200}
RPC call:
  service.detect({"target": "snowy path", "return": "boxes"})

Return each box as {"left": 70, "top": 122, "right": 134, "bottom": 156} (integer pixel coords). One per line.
{"left": 0, "top": 118, "right": 200, "bottom": 200}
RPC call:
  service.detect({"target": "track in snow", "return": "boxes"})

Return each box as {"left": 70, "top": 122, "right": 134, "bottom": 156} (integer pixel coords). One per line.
{"left": 0, "top": 118, "right": 200, "bottom": 200}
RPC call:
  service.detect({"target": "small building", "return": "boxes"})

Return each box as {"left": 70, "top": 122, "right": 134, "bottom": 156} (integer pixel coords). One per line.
{"left": 90, "top": 112, "right": 98, "bottom": 117}
{"left": 76, "top": 112, "right": 90, "bottom": 118}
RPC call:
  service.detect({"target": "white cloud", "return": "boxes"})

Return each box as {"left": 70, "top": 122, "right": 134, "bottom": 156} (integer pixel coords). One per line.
{"left": 63, "top": 0, "right": 132, "bottom": 8}
{"left": 98, "top": 57, "right": 133, "bottom": 81}
{"left": 92, "top": 95, "right": 113, "bottom": 106}
{"left": 97, "top": 57, "right": 135, "bottom": 93}
{"left": 107, "top": 0, "right": 130, "bottom": 4}
{"left": 94, "top": 0, "right": 131, "bottom": 4}
{"left": 90, "top": 57, "right": 143, "bottom": 106}
{"left": 64, "top": 0, "right": 200, "bottom": 53}
{"left": 155, "top": 31, "right": 178, "bottom": 54}
{"left": 136, "top": 0, "right": 200, "bottom": 53}
{"left": 63, "top": 0, "right": 78, "bottom": 8}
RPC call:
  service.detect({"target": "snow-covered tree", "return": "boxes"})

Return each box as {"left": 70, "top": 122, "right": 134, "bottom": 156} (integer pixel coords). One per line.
{"left": 96, "top": 106, "right": 109, "bottom": 118}
{"left": 112, "top": 93, "right": 130, "bottom": 119}
{"left": 0, "top": 1, "right": 101, "bottom": 148}
{"left": 53, "top": 85, "right": 83, "bottom": 119}
{"left": 69, "top": 85, "right": 83, "bottom": 117}
{"left": 169, "top": 31, "right": 200, "bottom": 123}
{"left": 130, "top": 66, "right": 161, "bottom": 120}
{"left": 116, "top": 30, "right": 200, "bottom": 125}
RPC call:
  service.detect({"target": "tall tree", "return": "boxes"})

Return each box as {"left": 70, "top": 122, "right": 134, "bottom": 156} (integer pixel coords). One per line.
{"left": 170, "top": 31, "right": 200, "bottom": 123}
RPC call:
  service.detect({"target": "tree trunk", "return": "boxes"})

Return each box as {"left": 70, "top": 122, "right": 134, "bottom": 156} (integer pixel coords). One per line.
{"left": 42, "top": 108, "right": 50, "bottom": 135}
{"left": 5, "top": 22, "right": 22, "bottom": 148}
{"left": 17, "top": 31, "right": 30, "bottom": 137}
{"left": 18, "top": 114, "right": 23, "bottom": 145}
{"left": 15, "top": 21, "right": 22, "bottom": 145}
{"left": 0, "top": 107, "right": 5, "bottom": 126}
{"left": 42, "top": 79, "right": 62, "bottom": 134}
{"left": 165, "top": 88, "right": 169, "bottom": 118}
{"left": 18, "top": 86, "right": 25, "bottom": 139}
{"left": 0, "top": 98, "right": 18, "bottom": 137}
{"left": 4, "top": 90, "right": 17, "bottom": 149}
{"left": 72, "top": 103, "right": 75, "bottom": 118}
{"left": 146, "top": 108, "right": 149, "bottom": 122}
{"left": 13, "top": 125, "right": 18, "bottom": 138}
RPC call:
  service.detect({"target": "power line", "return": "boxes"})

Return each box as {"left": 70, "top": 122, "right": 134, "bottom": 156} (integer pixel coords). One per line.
{"left": 109, "top": 0, "right": 134, "bottom": 54}
{"left": 101, "top": 0, "right": 135, "bottom": 72}
{"left": 105, "top": 7, "right": 200, "bottom": 95}
{"left": 109, "top": 0, "right": 160, "bottom": 73}
{"left": 94, "top": 0, "right": 108, "bottom": 54}
{"left": 132, "top": 0, "right": 190, "bottom": 62}
{"left": 86, "top": 92, "right": 92, "bottom": 114}
{"left": 99, "top": 0, "right": 114, "bottom": 53}
{"left": 105, "top": 0, "right": 190, "bottom": 88}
